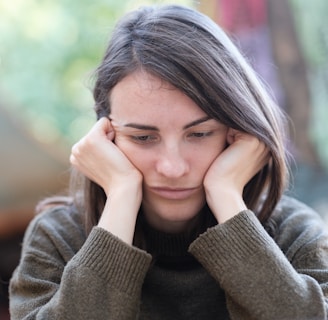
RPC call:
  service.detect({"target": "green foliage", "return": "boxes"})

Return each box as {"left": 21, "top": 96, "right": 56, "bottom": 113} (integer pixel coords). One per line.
{"left": 1, "top": 0, "right": 327, "bottom": 168}
{"left": 0, "top": 0, "right": 192, "bottom": 147}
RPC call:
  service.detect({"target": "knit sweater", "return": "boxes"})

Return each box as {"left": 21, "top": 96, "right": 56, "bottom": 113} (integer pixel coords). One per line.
{"left": 9, "top": 196, "right": 328, "bottom": 319}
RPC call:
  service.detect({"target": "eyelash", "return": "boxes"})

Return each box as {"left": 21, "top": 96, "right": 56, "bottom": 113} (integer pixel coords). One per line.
{"left": 188, "top": 131, "right": 213, "bottom": 139}
{"left": 130, "top": 135, "right": 158, "bottom": 144}
{"left": 130, "top": 131, "right": 213, "bottom": 144}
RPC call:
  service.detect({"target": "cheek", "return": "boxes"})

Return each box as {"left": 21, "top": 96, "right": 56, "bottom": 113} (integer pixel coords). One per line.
{"left": 194, "top": 139, "right": 227, "bottom": 171}
{"left": 114, "top": 138, "right": 149, "bottom": 172}
{"left": 194, "top": 150, "right": 218, "bottom": 173}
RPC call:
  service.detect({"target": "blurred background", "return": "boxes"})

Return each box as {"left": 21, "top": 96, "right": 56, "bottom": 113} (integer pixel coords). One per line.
{"left": 1, "top": 0, "right": 327, "bottom": 318}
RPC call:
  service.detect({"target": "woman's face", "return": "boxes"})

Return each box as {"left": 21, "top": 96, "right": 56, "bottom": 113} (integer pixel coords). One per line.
{"left": 110, "top": 71, "right": 228, "bottom": 233}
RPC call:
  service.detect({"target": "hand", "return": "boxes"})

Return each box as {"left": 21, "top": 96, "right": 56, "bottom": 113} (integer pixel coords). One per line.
{"left": 204, "top": 129, "right": 269, "bottom": 223}
{"left": 70, "top": 117, "right": 142, "bottom": 196}
{"left": 70, "top": 117, "right": 143, "bottom": 244}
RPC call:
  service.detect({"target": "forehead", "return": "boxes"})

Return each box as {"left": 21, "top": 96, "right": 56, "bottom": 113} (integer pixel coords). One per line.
{"left": 109, "top": 71, "right": 207, "bottom": 124}
{"left": 111, "top": 71, "right": 172, "bottom": 101}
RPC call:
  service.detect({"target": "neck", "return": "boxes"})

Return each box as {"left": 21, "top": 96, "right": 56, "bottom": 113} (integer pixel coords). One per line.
{"left": 140, "top": 201, "right": 208, "bottom": 234}
{"left": 133, "top": 205, "right": 216, "bottom": 269}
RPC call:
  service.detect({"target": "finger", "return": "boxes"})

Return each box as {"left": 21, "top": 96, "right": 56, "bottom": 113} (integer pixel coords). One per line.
{"left": 226, "top": 128, "right": 252, "bottom": 145}
{"left": 91, "top": 117, "right": 114, "bottom": 137}
{"left": 250, "top": 141, "right": 270, "bottom": 175}
{"left": 100, "top": 117, "right": 115, "bottom": 141}
{"left": 69, "top": 153, "right": 77, "bottom": 166}
{"left": 226, "top": 128, "right": 237, "bottom": 145}
{"left": 229, "top": 130, "right": 270, "bottom": 173}
{"left": 70, "top": 118, "right": 109, "bottom": 162}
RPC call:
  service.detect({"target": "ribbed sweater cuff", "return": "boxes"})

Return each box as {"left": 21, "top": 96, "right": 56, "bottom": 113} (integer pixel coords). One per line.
{"left": 189, "top": 210, "right": 273, "bottom": 275}
{"left": 75, "top": 227, "right": 152, "bottom": 296}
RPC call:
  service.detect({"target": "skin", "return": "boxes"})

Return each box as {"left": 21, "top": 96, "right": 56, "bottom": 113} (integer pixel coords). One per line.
{"left": 70, "top": 71, "right": 269, "bottom": 244}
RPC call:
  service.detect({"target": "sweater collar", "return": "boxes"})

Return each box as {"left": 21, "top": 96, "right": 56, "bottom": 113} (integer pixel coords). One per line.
{"left": 137, "top": 205, "right": 216, "bottom": 269}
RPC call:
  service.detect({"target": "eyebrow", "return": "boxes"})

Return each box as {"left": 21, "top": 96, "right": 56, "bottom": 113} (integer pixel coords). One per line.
{"left": 124, "top": 116, "right": 212, "bottom": 131}
{"left": 183, "top": 116, "right": 212, "bottom": 129}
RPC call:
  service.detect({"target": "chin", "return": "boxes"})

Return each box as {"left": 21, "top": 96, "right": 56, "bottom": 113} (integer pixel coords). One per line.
{"left": 141, "top": 197, "right": 205, "bottom": 232}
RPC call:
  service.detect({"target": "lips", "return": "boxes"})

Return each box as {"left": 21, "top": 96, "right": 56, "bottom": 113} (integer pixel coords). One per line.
{"left": 149, "top": 186, "right": 199, "bottom": 200}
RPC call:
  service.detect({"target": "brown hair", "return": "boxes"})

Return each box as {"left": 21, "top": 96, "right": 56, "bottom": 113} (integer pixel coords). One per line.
{"left": 67, "top": 4, "right": 289, "bottom": 233}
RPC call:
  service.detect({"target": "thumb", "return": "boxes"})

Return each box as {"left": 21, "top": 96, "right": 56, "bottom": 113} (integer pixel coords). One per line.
{"left": 226, "top": 128, "right": 240, "bottom": 145}
{"left": 96, "top": 117, "right": 115, "bottom": 141}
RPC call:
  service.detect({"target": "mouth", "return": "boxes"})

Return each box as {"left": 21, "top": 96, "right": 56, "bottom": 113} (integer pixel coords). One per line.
{"left": 149, "top": 186, "right": 199, "bottom": 200}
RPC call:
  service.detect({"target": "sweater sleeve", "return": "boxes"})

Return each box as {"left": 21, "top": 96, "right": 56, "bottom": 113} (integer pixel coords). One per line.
{"left": 9, "top": 208, "right": 152, "bottom": 320}
{"left": 189, "top": 209, "right": 328, "bottom": 320}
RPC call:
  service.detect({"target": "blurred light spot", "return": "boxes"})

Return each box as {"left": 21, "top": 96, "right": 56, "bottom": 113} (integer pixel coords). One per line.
{"left": 30, "top": 115, "right": 61, "bottom": 144}
{"left": 69, "top": 116, "right": 94, "bottom": 142}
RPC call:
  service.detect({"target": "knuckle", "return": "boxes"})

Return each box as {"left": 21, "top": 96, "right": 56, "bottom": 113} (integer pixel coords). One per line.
{"left": 69, "top": 154, "right": 78, "bottom": 167}
{"left": 71, "top": 136, "right": 93, "bottom": 155}
{"left": 71, "top": 143, "right": 78, "bottom": 155}
{"left": 71, "top": 143, "right": 82, "bottom": 158}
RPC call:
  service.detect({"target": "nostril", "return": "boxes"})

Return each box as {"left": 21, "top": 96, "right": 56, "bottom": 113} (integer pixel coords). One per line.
{"left": 156, "top": 157, "right": 189, "bottom": 178}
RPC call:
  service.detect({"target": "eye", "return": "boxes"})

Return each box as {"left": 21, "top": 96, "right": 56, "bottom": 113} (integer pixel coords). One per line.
{"left": 188, "top": 131, "right": 213, "bottom": 139}
{"left": 130, "top": 135, "right": 159, "bottom": 144}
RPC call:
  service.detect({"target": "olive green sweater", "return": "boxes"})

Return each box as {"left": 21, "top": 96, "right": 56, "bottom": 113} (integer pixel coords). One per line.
{"left": 9, "top": 196, "right": 328, "bottom": 319}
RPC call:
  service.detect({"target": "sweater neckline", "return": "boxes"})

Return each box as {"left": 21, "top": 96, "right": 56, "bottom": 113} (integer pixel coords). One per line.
{"left": 137, "top": 205, "right": 216, "bottom": 269}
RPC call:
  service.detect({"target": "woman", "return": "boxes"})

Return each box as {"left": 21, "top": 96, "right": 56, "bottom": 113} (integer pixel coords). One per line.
{"left": 9, "top": 4, "right": 328, "bottom": 319}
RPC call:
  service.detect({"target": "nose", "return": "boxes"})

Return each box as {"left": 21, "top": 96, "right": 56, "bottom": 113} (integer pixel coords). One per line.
{"left": 156, "top": 145, "right": 190, "bottom": 178}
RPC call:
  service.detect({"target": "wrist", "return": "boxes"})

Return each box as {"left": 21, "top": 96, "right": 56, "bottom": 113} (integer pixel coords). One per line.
{"left": 102, "top": 171, "right": 142, "bottom": 197}
{"left": 205, "top": 187, "right": 247, "bottom": 224}
{"left": 98, "top": 181, "right": 142, "bottom": 245}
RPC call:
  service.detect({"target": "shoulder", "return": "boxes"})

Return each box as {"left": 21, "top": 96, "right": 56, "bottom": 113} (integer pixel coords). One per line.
{"left": 264, "top": 195, "right": 328, "bottom": 262}
{"left": 21, "top": 203, "right": 87, "bottom": 263}
{"left": 266, "top": 195, "right": 326, "bottom": 234}
{"left": 28, "top": 202, "right": 85, "bottom": 239}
